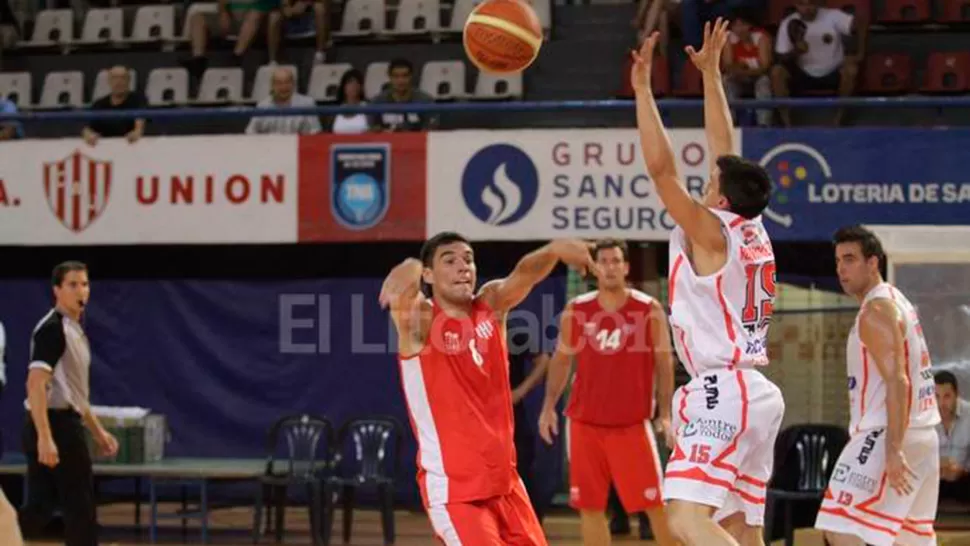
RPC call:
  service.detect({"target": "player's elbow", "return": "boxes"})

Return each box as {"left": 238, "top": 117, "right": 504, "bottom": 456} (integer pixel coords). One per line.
{"left": 26, "top": 368, "right": 50, "bottom": 394}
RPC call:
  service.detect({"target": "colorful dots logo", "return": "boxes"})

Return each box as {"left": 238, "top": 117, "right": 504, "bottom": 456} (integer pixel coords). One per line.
{"left": 757, "top": 143, "right": 833, "bottom": 228}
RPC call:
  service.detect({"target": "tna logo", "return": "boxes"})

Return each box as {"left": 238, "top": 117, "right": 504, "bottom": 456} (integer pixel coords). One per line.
{"left": 757, "top": 143, "right": 832, "bottom": 229}
{"left": 461, "top": 144, "right": 539, "bottom": 227}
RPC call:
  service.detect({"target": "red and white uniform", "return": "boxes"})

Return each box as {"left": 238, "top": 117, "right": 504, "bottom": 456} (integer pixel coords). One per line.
{"left": 815, "top": 283, "right": 942, "bottom": 546}
{"left": 728, "top": 29, "right": 770, "bottom": 71}
{"left": 398, "top": 297, "right": 546, "bottom": 546}
{"left": 563, "top": 289, "right": 664, "bottom": 512}
{"left": 663, "top": 209, "right": 786, "bottom": 526}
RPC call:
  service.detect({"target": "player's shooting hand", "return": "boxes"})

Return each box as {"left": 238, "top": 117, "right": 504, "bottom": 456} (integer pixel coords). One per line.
{"left": 630, "top": 31, "right": 660, "bottom": 94}
{"left": 538, "top": 407, "right": 559, "bottom": 445}
{"left": 886, "top": 449, "right": 917, "bottom": 496}
{"left": 379, "top": 258, "right": 423, "bottom": 309}
{"left": 551, "top": 239, "right": 601, "bottom": 278}
{"left": 685, "top": 17, "right": 730, "bottom": 75}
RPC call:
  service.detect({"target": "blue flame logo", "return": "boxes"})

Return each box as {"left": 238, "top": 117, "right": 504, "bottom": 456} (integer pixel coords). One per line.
{"left": 461, "top": 144, "right": 539, "bottom": 227}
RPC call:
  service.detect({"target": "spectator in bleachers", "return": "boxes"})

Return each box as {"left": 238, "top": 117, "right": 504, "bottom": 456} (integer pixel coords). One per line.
{"left": 680, "top": 0, "right": 764, "bottom": 50}
{"left": 633, "top": 0, "right": 676, "bottom": 52}
{"left": 269, "top": 0, "right": 331, "bottom": 64}
{"left": 82, "top": 66, "right": 145, "bottom": 146}
{"left": 245, "top": 66, "right": 321, "bottom": 134}
{"left": 331, "top": 69, "right": 369, "bottom": 134}
{"left": 936, "top": 371, "right": 970, "bottom": 503}
{"left": 369, "top": 59, "right": 437, "bottom": 132}
{"left": 0, "top": 97, "right": 23, "bottom": 140}
{"left": 770, "top": 0, "right": 866, "bottom": 127}
{"left": 182, "top": 0, "right": 275, "bottom": 79}
{"left": 721, "top": 9, "right": 773, "bottom": 127}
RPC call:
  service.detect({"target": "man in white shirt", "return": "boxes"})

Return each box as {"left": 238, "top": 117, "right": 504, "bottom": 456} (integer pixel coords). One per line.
{"left": 770, "top": 0, "right": 866, "bottom": 126}
{"left": 935, "top": 371, "right": 970, "bottom": 502}
{"left": 245, "top": 66, "right": 322, "bottom": 135}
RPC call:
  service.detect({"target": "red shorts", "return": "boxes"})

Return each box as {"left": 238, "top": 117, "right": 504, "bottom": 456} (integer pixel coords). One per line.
{"left": 426, "top": 479, "right": 547, "bottom": 546}
{"left": 568, "top": 419, "right": 664, "bottom": 512}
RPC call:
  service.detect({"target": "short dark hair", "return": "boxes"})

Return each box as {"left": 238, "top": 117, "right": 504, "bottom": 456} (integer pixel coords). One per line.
{"left": 832, "top": 225, "right": 886, "bottom": 269}
{"left": 52, "top": 261, "right": 87, "bottom": 287}
{"left": 716, "top": 155, "right": 772, "bottom": 220}
{"left": 935, "top": 370, "right": 959, "bottom": 392}
{"left": 592, "top": 239, "right": 629, "bottom": 261}
{"left": 388, "top": 58, "right": 413, "bottom": 75}
{"left": 420, "top": 232, "right": 471, "bottom": 267}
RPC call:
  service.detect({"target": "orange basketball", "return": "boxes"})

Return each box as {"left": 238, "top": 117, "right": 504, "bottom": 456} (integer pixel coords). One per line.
{"left": 463, "top": 0, "right": 543, "bottom": 74}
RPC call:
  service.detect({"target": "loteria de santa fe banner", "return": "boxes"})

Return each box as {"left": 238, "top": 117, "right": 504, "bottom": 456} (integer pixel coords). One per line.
{"left": 0, "top": 134, "right": 299, "bottom": 245}
{"left": 427, "top": 128, "right": 735, "bottom": 241}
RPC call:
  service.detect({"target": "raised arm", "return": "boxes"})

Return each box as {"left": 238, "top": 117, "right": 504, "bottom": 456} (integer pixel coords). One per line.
{"left": 479, "top": 240, "right": 598, "bottom": 314}
{"left": 378, "top": 258, "right": 428, "bottom": 349}
{"left": 631, "top": 32, "right": 725, "bottom": 252}
{"left": 858, "top": 298, "right": 915, "bottom": 495}
{"left": 686, "top": 18, "right": 735, "bottom": 159}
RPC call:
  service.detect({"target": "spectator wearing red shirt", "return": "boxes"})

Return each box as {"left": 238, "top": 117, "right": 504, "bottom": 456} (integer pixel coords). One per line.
{"left": 721, "top": 10, "right": 772, "bottom": 127}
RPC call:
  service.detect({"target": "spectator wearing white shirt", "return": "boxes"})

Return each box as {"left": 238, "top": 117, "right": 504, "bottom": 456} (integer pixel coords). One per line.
{"left": 245, "top": 67, "right": 322, "bottom": 135}
{"left": 770, "top": 0, "right": 867, "bottom": 127}
{"left": 331, "top": 69, "right": 369, "bottom": 135}
{"left": 935, "top": 371, "right": 970, "bottom": 503}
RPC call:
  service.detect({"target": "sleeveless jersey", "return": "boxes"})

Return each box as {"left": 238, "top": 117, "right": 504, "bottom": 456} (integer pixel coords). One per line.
{"left": 668, "top": 209, "right": 776, "bottom": 378}
{"left": 564, "top": 289, "right": 657, "bottom": 426}
{"left": 397, "top": 297, "right": 516, "bottom": 508}
{"left": 728, "top": 29, "right": 769, "bottom": 70}
{"left": 846, "top": 283, "right": 941, "bottom": 432}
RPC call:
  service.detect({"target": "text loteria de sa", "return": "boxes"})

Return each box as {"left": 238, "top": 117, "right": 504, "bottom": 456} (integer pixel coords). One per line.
{"left": 0, "top": 135, "right": 298, "bottom": 245}
{"left": 427, "top": 129, "right": 734, "bottom": 241}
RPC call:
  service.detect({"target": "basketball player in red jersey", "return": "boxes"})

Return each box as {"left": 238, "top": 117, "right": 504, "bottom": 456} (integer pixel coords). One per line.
{"left": 632, "top": 18, "right": 785, "bottom": 546}
{"left": 379, "top": 232, "right": 599, "bottom": 546}
{"left": 537, "top": 238, "right": 678, "bottom": 546}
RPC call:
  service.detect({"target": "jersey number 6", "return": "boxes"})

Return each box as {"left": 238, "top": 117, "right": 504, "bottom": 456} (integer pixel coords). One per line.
{"left": 742, "top": 261, "right": 776, "bottom": 330}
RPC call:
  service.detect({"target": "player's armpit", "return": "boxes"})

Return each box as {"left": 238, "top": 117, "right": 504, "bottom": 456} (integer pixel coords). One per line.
{"left": 653, "top": 172, "right": 727, "bottom": 253}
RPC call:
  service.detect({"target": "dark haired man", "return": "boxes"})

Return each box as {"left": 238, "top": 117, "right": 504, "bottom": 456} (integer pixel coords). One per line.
{"left": 815, "top": 225, "right": 941, "bottom": 546}
{"left": 934, "top": 371, "right": 970, "bottom": 503}
{"left": 20, "top": 261, "right": 118, "bottom": 546}
{"left": 379, "top": 232, "right": 598, "bottom": 545}
{"left": 369, "top": 58, "right": 437, "bottom": 132}
{"left": 539, "top": 238, "right": 677, "bottom": 546}
{"left": 631, "top": 18, "right": 785, "bottom": 546}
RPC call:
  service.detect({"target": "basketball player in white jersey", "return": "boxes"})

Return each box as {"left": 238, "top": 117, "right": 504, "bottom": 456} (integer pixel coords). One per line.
{"left": 632, "top": 18, "right": 785, "bottom": 546}
{"left": 814, "top": 225, "right": 941, "bottom": 546}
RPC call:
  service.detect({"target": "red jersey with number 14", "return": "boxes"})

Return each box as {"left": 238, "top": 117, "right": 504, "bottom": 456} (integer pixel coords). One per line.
{"left": 397, "top": 297, "right": 517, "bottom": 509}
{"left": 668, "top": 209, "right": 776, "bottom": 378}
{"left": 564, "top": 289, "right": 658, "bottom": 427}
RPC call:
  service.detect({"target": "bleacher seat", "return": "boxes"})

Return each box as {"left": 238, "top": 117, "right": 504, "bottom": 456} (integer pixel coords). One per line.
{"left": 180, "top": 3, "right": 217, "bottom": 41}
{"left": 91, "top": 68, "right": 137, "bottom": 102}
{"left": 195, "top": 67, "right": 244, "bottom": 104}
{"left": 768, "top": 0, "right": 798, "bottom": 26}
{"left": 0, "top": 72, "right": 32, "bottom": 109}
{"left": 532, "top": 0, "right": 552, "bottom": 33}
{"left": 25, "top": 9, "right": 73, "bottom": 47}
{"left": 38, "top": 71, "right": 84, "bottom": 109}
{"left": 920, "top": 51, "right": 970, "bottom": 93}
{"left": 449, "top": 0, "right": 481, "bottom": 31}
{"left": 938, "top": 0, "right": 970, "bottom": 22}
{"left": 308, "top": 63, "right": 353, "bottom": 102}
{"left": 389, "top": 0, "right": 441, "bottom": 34}
{"left": 364, "top": 62, "right": 389, "bottom": 99}
{"left": 827, "top": 0, "right": 870, "bottom": 22}
{"left": 878, "top": 0, "right": 931, "bottom": 23}
{"left": 146, "top": 67, "right": 189, "bottom": 106}
{"left": 861, "top": 52, "right": 911, "bottom": 94}
{"left": 128, "top": 5, "right": 176, "bottom": 43}
{"left": 471, "top": 71, "right": 522, "bottom": 100}
{"left": 78, "top": 8, "right": 124, "bottom": 45}
{"left": 420, "top": 61, "right": 466, "bottom": 100}
{"left": 672, "top": 61, "right": 702, "bottom": 97}
{"left": 336, "top": 0, "right": 387, "bottom": 37}
{"left": 249, "top": 64, "right": 298, "bottom": 103}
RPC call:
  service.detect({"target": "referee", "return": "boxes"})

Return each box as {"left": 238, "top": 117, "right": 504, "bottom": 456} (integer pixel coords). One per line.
{"left": 19, "top": 261, "right": 118, "bottom": 546}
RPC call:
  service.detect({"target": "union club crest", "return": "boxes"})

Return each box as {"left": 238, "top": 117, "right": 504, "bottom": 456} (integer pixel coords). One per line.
{"left": 43, "top": 149, "right": 113, "bottom": 233}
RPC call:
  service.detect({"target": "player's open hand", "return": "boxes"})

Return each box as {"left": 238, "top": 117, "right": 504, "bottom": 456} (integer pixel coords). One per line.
{"left": 685, "top": 17, "right": 730, "bottom": 75}
{"left": 538, "top": 407, "right": 559, "bottom": 445}
{"left": 886, "top": 449, "right": 918, "bottom": 496}
{"left": 551, "top": 239, "right": 601, "bottom": 278}
{"left": 630, "top": 31, "right": 660, "bottom": 94}
{"left": 379, "top": 258, "right": 423, "bottom": 309}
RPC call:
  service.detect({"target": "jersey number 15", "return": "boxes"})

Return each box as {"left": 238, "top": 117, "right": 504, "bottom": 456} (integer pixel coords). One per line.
{"left": 742, "top": 261, "right": 776, "bottom": 331}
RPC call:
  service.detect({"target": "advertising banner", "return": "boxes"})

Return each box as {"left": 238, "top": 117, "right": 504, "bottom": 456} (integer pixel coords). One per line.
{"left": 427, "top": 129, "right": 733, "bottom": 241}
{"left": 743, "top": 128, "right": 970, "bottom": 241}
{"left": 0, "top": 135, "right": 298, "bottom": 245}
{"left": 298, "top": 132, "right": 427, "bottom": 242}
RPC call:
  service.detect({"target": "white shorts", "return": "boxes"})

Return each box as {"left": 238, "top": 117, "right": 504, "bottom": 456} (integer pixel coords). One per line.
{"left": 814, "top": 426, "right": 939, "bottom": 546}
{"left": 663, "top": 368, "right": 785, "bottom": 526}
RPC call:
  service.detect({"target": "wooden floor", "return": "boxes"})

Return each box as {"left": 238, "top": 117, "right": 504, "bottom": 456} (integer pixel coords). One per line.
{"left": 21, "top": 503, "right": 970, "bottom": 545}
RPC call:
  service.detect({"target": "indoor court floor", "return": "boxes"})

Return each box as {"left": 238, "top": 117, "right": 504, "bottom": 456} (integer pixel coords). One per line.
{"left": 19, "top": 503, "right": 970, "bottom": 545}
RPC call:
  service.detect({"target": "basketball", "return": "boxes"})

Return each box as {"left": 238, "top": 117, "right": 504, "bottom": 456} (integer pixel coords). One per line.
{"left": 463, "top": 0, "right": 543, "bottom": 74}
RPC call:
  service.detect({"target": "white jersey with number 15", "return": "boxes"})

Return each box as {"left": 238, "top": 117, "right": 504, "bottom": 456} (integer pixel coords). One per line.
{"left": 668, "top": 209, "right": 776, "bottom": 378}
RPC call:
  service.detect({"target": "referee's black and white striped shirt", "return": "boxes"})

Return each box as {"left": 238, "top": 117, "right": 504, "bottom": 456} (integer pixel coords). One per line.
{"left": 24, "top": 308, "right": 91, "bottom": 413}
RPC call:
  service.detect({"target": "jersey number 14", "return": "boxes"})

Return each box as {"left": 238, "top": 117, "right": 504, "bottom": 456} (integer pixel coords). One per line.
{"left": 742, "top": 261, "right": 776, "bottom": 331}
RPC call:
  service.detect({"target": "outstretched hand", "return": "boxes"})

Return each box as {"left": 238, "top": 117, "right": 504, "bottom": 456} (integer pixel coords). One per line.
{"left": 685, "top": 17, "right": 730, "bottom": 74}
{"left": 552, "top": 239, "right": 601, "bottom": 278}
{"left": 630, "top": 31, "right": 660, "bottom": 94}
